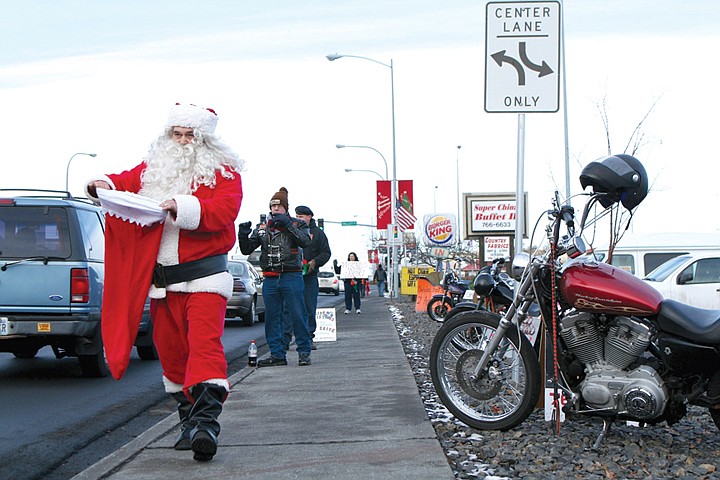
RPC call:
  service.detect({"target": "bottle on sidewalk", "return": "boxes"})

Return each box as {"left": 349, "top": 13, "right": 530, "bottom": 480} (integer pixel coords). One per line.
{"left": 248, "top": 340, "right": 258, "bottom": 367}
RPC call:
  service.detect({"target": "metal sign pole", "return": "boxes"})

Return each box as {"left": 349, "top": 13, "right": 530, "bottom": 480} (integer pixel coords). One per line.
{"left": 515, "top": 113, "right": 526, "bottom": 259}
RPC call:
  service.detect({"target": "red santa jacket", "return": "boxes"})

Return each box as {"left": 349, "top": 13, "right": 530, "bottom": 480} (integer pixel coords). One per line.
{"left": 96, "top": 162, "right": 243, "bottom": 379}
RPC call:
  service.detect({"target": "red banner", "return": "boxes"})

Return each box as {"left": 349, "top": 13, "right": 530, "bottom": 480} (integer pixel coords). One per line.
{"left": 367, "top": 249, "right": 379, "bottom": 263}
{"left": 397, "top": 180, "right": 415, "bottom": 230}
{"left": 376, "top": 180, "right": 391, "bottom": 229}
{"left": 376, "top": 180, "right": 415, "bottom": 230}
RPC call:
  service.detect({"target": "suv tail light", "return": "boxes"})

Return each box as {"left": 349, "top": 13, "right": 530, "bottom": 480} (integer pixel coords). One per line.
{"left": 71, "top": 268, "right": 90, "bottom": 303}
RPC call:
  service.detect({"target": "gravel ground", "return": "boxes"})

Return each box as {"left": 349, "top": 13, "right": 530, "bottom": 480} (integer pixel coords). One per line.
{"left": 389, "top": 299, "right": 720, "bottom": 480}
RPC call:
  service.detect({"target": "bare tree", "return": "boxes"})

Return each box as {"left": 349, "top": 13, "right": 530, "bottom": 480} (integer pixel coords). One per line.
{"left": 591, "top": 94, "right": 662, "bottom": 262}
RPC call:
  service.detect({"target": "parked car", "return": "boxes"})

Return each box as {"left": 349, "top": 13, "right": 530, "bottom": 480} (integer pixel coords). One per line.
{"left": 587, "top": 232, "right": 720, "bottom": 278}
{"left": 318, "top": 271, "right": 340, "bottom": 295}
{"left": 0, "top": 189, "right": 157, "bottom": 377}
{"left": 643, "top": 252, "right": 720, "bottom": 309}
{"left": 226, "top": 259, "right": 265, "bottom": 326}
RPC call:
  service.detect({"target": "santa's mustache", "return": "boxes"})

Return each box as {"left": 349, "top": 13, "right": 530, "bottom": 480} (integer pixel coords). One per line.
{"left": 164, "top": 142, "right": 196, "bottom": 159}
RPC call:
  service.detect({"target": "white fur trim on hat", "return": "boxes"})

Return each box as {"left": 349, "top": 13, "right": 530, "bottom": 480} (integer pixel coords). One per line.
{"left": 167, "top": 103, "right": 218, "bottom": 134}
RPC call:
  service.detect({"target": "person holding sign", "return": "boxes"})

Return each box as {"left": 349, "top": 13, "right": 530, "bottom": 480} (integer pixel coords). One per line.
{"left": 333, "top": 252, "right": 363, "bottom": 314}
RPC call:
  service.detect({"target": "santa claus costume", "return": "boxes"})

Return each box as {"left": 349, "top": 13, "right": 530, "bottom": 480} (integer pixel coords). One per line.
{"left": 86, "top": 103, "right": 243, "bottom": 462}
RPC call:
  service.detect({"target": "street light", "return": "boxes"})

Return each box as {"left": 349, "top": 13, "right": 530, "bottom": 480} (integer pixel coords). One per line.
{"left": 344, "top": 168, "right": 384, "bottom": 180}
{"left": 336, "top": 144, "right": 388, "bottom": 180}
{"left": 327, "top": 52, "right": 398, "bottom": 299}
{"left": 456, "top": 146, "right": 462, "bottom": 240}
{"left": 65, "top": 152, "right": 97, "bottom": 194}
{"left": 434, "top": 185, "right": 439, "bottom": 212}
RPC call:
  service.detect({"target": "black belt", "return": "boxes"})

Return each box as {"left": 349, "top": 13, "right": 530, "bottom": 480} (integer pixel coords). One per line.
{"left": 152, "top": 254, "right": 228, "bottom": 288}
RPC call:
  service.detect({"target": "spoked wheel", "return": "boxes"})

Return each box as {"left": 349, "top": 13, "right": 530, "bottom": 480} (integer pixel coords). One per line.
{"left": 429, "top": 310, "right": 541, "bottom": 430}
{"left": 707, "top": 370, "right": 720, "bottom": 430}
{"left": 427, "top": 297, "right": 453, "bottom": 322}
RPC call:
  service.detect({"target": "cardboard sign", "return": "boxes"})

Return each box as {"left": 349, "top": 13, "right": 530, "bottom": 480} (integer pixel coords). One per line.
{"left": 415, "top": 277, "right": 445, "bottom": 312}
{"left": 314, "top": 308, "right": 336, "bottom": 342}
{"left": 338, "top": 261, "right": 371, "bottom": 280}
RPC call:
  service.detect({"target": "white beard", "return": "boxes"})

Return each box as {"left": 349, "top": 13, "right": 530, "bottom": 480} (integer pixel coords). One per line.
{"left": 139, "top": 139, "right": 214, "bottom": 201}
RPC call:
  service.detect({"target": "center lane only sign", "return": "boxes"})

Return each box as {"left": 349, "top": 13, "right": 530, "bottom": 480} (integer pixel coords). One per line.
{"left": 485, "top": 1, "right": 561, "bottom": 113}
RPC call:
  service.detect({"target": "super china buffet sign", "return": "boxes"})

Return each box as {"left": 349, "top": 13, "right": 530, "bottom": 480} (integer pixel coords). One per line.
{"left": 467, "top": 193, "right": 527, "bottom": 236}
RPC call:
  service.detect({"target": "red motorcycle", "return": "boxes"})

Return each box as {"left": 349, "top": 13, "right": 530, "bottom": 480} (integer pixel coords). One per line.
{"left": 430, "top": 154, "right": 720, "bottom": 447}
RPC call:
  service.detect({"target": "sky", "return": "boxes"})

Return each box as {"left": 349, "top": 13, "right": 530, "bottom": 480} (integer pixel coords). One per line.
{"left": 1, "top": 1, "right": 719, "bottom": 263}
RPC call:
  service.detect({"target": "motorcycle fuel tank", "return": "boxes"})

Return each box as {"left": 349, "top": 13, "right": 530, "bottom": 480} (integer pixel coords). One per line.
{"left": 560, "top": 260, "right": 662, "bottom": 316}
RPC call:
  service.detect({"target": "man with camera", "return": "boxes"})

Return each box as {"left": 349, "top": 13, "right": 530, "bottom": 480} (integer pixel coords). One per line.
{"left": 237, "top": 187, "right": 312, "bottom": 366}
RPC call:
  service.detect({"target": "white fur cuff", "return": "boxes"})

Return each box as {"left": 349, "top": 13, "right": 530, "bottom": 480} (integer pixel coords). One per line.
{"left": 163, "top": 376, "right": 184, "bottom": 393}
{"left": 173, "top": 194, "right": 201, "bottom": 230}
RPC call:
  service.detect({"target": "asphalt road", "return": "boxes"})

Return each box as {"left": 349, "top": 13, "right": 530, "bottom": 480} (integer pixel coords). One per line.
{"left": 0, "top": 294, "right": 343, "bottom": 480}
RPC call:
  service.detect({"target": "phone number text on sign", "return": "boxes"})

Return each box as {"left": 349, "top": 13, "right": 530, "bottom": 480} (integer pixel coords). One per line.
{"left": 471, "top": 200, "right": 516, "bottom": 233}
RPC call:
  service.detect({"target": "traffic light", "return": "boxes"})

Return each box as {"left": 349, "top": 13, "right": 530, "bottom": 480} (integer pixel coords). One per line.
{"left": 318, "top": 218, "right": 324, "bottom": 229}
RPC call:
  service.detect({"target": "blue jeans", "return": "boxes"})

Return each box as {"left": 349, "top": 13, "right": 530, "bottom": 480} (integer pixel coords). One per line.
{"left": 343, "top": 279, "right": 361, "bottom": 310}
{"left": 263, "top": 272, "right": 311, "bottom": 358}
{"left": 284, "top": 273, "right": 319, "bottom": 344}
{"left": 376, "top": 281, "right": 386, "bottom": 296}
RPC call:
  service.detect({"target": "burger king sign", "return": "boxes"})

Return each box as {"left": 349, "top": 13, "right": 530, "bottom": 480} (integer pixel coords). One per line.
{"left": 423, "top": 214, "right": 458, "bottom": 246}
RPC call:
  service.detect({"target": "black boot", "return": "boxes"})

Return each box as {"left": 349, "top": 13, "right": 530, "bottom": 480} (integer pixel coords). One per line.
{"left": 170, "top": 392, "right": 192, "bottom": 451}
{"left": 188, "top": 383, "right": 227, "bottom": 462}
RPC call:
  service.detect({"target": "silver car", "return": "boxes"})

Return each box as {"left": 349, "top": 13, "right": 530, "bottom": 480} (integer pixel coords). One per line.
{"left": 226, "top": 260, "right": 265, "bottom": 326}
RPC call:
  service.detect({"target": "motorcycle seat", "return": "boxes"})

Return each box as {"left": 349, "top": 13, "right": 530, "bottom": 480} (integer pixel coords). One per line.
{"left": 657, "top": 299, "right": 720, "bottom": 343}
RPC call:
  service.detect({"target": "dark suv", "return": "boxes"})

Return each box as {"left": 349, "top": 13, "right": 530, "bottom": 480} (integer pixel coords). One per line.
{"left": 0, "top": 189, "right": 156, "bottom": 377}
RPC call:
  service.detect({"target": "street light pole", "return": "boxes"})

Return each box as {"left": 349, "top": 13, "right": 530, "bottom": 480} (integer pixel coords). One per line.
{"left": 327, "top": 53, "right": 399, "bottom": 299}
{"left": 65, "top": 152, "right": 97, "bottom": 194}
{"left": 456, "top": 146, "right": 462, "bottom": 241}
{"left": 335, "top": 144, "right": 388, "bottom": 181}
{"left": 344, "top": 168, "right": 384, "bottom": 180}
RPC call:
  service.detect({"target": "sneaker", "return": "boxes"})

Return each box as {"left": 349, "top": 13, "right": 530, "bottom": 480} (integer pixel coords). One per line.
{"left": 257, "top": 356, "right": 288, "bottom": 367}
{"left": 344, "top": 309, "right": 350, "bottom": 314}
{"left": 298, "top": 355, "right": 311, "bottom": 366}
{"left": 356, "top": 309, "right": 361, "bottom": 314}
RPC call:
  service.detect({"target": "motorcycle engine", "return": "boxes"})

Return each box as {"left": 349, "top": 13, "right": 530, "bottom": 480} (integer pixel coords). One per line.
{"left": 559, "top": 311, "right": 668, "bottom": 420}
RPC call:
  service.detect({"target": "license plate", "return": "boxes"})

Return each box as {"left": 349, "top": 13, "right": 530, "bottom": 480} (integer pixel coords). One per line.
{"left": 0, "top": 317, "right": 8, "bottom": 336}
{"left": 38, "top": 322, "right": 51, "bottom": 333}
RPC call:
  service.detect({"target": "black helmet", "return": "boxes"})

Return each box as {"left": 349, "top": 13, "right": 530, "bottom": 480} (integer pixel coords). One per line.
{"left": 579, "top": 154, "right": 648, "bottom": 210}
{"left": 473, "top": 273, "right": 496, "bottom": 296}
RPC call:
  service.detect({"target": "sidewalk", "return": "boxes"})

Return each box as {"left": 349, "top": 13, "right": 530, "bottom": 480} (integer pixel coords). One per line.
{"left": 73, "top": 296, "right": 453, "bottom": 480}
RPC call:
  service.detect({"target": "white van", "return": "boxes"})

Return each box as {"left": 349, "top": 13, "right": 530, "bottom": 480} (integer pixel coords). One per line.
{"left": 585, "top": 232, "right": 720, "bottom": 278}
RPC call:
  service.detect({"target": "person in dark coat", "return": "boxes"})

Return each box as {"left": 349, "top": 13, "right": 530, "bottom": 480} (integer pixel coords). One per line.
{"left": 373, "top": 264, "right": 388, "bottom": 297}
{"left": 284, "top": 205, "right": 331, "bottom": 349}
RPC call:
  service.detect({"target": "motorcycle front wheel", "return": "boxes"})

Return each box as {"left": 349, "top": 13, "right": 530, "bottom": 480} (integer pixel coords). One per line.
{"left": 430, "top": 310, "right": 541, "bottom": 430}
{"left": 427, "top": 297, "right": 453, "bottom": 322}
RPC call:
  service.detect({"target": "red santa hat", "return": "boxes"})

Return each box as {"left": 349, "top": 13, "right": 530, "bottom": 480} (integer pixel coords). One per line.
{"left": 167, "top": 103, "right": 218, "bottom": 134}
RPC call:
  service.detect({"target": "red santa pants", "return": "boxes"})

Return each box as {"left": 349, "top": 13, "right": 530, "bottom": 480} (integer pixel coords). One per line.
{"left": 150, "top": 292, "right": 228, "bottom": 391}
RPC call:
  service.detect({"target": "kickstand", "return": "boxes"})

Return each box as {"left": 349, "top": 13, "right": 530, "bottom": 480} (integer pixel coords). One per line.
{"left": 590, "top": 418, "right": 612, "bottom": 451}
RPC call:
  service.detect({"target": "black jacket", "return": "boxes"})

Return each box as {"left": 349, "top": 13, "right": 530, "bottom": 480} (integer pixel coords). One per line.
{"left": 303, "top": 218, "right": 331, "bottom": 275}
{"left": 373, "top": 267, "right": 387, "bottom": 283}
{"left": 239, "top": 214, "right": 311, "bottom": 273}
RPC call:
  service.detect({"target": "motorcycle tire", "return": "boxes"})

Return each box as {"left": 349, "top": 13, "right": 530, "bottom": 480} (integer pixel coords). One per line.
{"left": 430, "top": 310, "right": 541, "bottom": 431}
{"left": 427, "top": 297, "right": 453, "bottom": 322}
{"left": 707, "top": 370, "right": 720, "bottom": 431}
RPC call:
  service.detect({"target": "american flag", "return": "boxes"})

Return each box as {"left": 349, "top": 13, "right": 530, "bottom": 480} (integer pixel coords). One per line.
{"left": 395, "top": 198, "right": 416, "bottom": 231}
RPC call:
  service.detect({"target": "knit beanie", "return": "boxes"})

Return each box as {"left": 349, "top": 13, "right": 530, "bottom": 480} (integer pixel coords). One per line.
{"left": 269, "top": 187, "right": 289, "bottom": 211}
